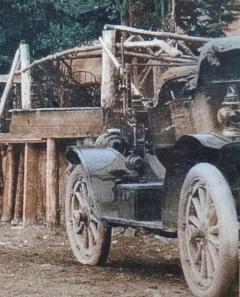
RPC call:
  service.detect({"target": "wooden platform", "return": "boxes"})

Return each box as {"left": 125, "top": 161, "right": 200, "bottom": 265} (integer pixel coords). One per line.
{"left": 0, "top": 108, "right": 106, "bottom": 228}
{"left": 9, "top": 107, "right": 105, "bottom": 138}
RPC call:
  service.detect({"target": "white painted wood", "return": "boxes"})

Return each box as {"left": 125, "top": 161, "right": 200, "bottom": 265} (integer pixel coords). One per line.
{"left": 46, "top": 138, "right": 59, "bottom": 228}
{"left": 100, "top": 30, "right": 117, "bottom": 108}
{"left": 0, "top": 49, "right": 20, "bottom": 117}
{"left": 123, "top": 39, "right": 182, "bottom": 57}
{"left": 0, "top": 74, "right": 21, "bottom": 83}
{"left": 20, "top": 43, "right": 31, "bottom": 110}
{"left": 104, "top": 24, "right": 209, "bottom": 43}
{"left": 100, "top": 34, "right": 141, "bottom": 99}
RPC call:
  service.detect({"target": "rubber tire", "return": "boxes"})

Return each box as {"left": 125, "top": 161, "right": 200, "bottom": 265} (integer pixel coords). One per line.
{"left": 178, "top": 163, "right": 238, "bottom": 297}
{"left": 66, "top": 166, "right": 111, "bottom": 266}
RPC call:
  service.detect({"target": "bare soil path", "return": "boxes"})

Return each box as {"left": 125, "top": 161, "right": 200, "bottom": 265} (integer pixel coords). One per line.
{"left": 0, "top": 224, "right": 193, "bottom": 297}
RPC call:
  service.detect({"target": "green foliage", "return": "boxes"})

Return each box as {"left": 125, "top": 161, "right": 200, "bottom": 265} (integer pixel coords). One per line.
{"left": 115, "top": 0, "right": 171, "bottom": 26}
{"left": 0, "top": 0, "right": 119, "bottom": 72}
{"left": 176, "top": 0, "right": 240, "bottom": 37}
{"left": 116, "top": 0, "right": 240, "bottom": 36}
{"left": 0, "top": 0, "right": 239, "bottom": 72}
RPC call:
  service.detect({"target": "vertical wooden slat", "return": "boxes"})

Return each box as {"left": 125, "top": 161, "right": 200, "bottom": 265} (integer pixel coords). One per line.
{"left": 14, "top": 148, "right": 24, "bottom": 222}
{"left": 46, "top": 138, "right": 59, "bottom": 228}
{"left": 23, "top": 143, "right": 38, "bottom": 226}
{"left": 36, "top": 144, "right": 46, "bottom": 223}
{"left": 100, "top": 30, "right": 116, "bottom": 108}
{"left": 1, "top": 144, "right": 16, "bottom": 222}
{"left": 0, "top": 145, "right": 7, "bottom": 218}
{"left": 58, "top": 148, "right": 68, "bottom": 225}
{"left": 20, "top": 43, "right": 31, "bottom": 110}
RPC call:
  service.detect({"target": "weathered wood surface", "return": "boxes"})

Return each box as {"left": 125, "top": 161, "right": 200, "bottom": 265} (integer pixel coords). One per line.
{"left": 124, "top": 50, "right": 197, "bottom": 64}
{"left": 0, "top": 135, "right": 45, "bottom": 144}
{"left": 13, "top": 148, "right": 24, "bottom": 222}
{"left": 46, "top": 139, "right": 59, "bottom": 228}
{"left": 0, "top": 49, "right": 20, "bottom": 117}
{"left": 100, "top": 34, "right": 141, "bottom": 98}
{"left": 36, "top": 144, "right": 47, "bottom": 223}
{"left": 100, "top": 30, "right": 117, "bottom": 108}
{"left": 0, "top": 74, "right": 21, "bottom": 84}
{"left": 0, "top": 140, "right": 70, "bottom": 226}
{"left": 23, "top": 144, "right": 39, "bottom": 226}
{"left": 1, "top": 145, "right": 16, "bottom": 222}
{"left": 123, "top": 39, "right": 182, "bottom": 57}
{"left": 9, "top": 109, "right": 105, "bottom": 138}
{"left": 104, "top": 24, "right": 209, "bottom": 43}
{"left": 15, "top": 43, "right": 102, "bottom": 75}
{"left": 58, "top": 148, "right": 68, "bottom": 225}
{"left": 20, "top": 43, "right": 31, "bottom": 110}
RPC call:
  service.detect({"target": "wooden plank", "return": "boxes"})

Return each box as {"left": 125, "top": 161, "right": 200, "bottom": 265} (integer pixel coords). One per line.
{"left": 0, "top": 49, "right": 20, "bottom": 117}
{"left": 0, "top": 145, "right": 7, "bottom": 218}
{"left": 20, "top": 43, "right": 31, "bottom": 110}
{"left": 100, "top": 30, "right": 116, "bottom": 108}
{"left": 23, "top": 143, "right": 39, "bottom": 226}
{"left": 104, "top": 24, "right": 209, "bottom": 43}
{"left": 13, "top": 148, "right": 24, "bottom": 222}
{"left": 9, "top": 109, "right": 105, "bottom": 138}
{"left": 0, "top": 135, "right": 45, "bottom": 144}
{"left": 46, "top": 139, "right": 59, "bottom": 228}
{"left": 1, "top": 145, "right": 16, "bottom": 222}
{"left": 37, "top": 145, "right": 46, "bottom": 224}
{"left": 58, "top": 148, "right": 68, "bottom": 225}
{"left": 0, "top": 74, "right": 21, "bottom": 84}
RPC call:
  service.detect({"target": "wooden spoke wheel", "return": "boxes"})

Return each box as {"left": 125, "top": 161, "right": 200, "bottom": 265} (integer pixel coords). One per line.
{"left": 178, "top": 163, "right": 238, "bottom": 297}
{"left": 66, "top": 166, "right": 111, "bottom": 265}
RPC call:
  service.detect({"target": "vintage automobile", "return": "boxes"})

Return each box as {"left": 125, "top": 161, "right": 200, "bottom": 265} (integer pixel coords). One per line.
{"left": 65, "top": 35, "right": 240, "bottom": 297}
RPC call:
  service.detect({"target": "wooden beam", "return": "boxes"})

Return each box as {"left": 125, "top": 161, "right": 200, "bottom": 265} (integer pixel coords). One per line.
{"left": 123, "top": 39, "right": 182, "bottom": 57}
{"left": 0, "top": 137, "right": 45, "bottom": 144}
{"left": 104, "top": 24, "right": 209, "bottom": 43}
{"left": 100, "top": 30, "right": 117, "bottom": 108}
{"left": 15, "top": 43, "right": 102, "bottom": 75}
{"left": 46, "top": 139, "right": 59, "bottom": 228}
{"left": 13, "top": 148, "right": 24, "bottom": 222}
{"left": 124, "top": 50, "right": 197, "bottom": 64}
{"left": 1, "top": 145, "right": 16, "bottom": 222}
{"left": 20, "top": 43, "right": 31, "bottom": 110}
{"left": 23, "top": 143, "right": 39, "bottom": 226}
{"left": 0, "top": 49, "right": 20, "bottom": 118}
{"left": 9, "top": 109, "right": 105, "bottom": 139}
{"left": 100, "top": 35, "right": 141, "bottom": 99}
{"left": 0, "top": 74, "right": 21, "bottom": 84}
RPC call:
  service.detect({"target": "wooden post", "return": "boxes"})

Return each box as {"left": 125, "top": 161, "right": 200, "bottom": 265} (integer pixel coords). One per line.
{"left": 20, "top": 43, "right": 31, "bottom": 110}
{"left": 14, "top": 149, "right": 24, "bottom": 222}
{"left": 101, "top": 30, "right": 116, "bottom": 108}
{"left": 1, "top": 145, "right": 16, "bottom": 222}
{"left": 23, "top": 143, "right": 38, "bottom": 226}
{"left": 46, "top": 139, "right": 59, "bottom": 228}
{"left": 0, "top": 50, "right": 20, "bottom": 117}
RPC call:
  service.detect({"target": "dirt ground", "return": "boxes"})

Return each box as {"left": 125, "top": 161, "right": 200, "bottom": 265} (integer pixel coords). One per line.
{"left": 0, "top": 224, "right": 194, "bottom": 297}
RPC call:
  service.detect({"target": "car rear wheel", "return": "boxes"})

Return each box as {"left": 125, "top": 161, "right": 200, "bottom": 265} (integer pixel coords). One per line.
{"left": 178, "top": 163, "right": 238, "bottom": 297}
{"left": 66, "top": 166, "right": 111, "bottom": 265}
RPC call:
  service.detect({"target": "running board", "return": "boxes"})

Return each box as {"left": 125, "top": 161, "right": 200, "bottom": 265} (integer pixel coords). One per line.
{"left": 101, "top": 216, "right": 177, "bottom": 238}
{"left": 102, "top": 216, "right": 163, "bottom": 229}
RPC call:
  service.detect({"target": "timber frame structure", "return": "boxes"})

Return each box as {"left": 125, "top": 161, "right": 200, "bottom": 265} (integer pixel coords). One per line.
{"left": 0, "top": 25, "right": 207, "bottom": 228}
{"left": 1, "top": 24, "right": 240, "bottom": 297}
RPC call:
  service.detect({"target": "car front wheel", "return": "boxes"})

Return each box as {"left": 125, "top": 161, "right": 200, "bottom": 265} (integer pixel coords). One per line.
{"left": 178, "top": 163, "right": 238, "bottom": 297}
